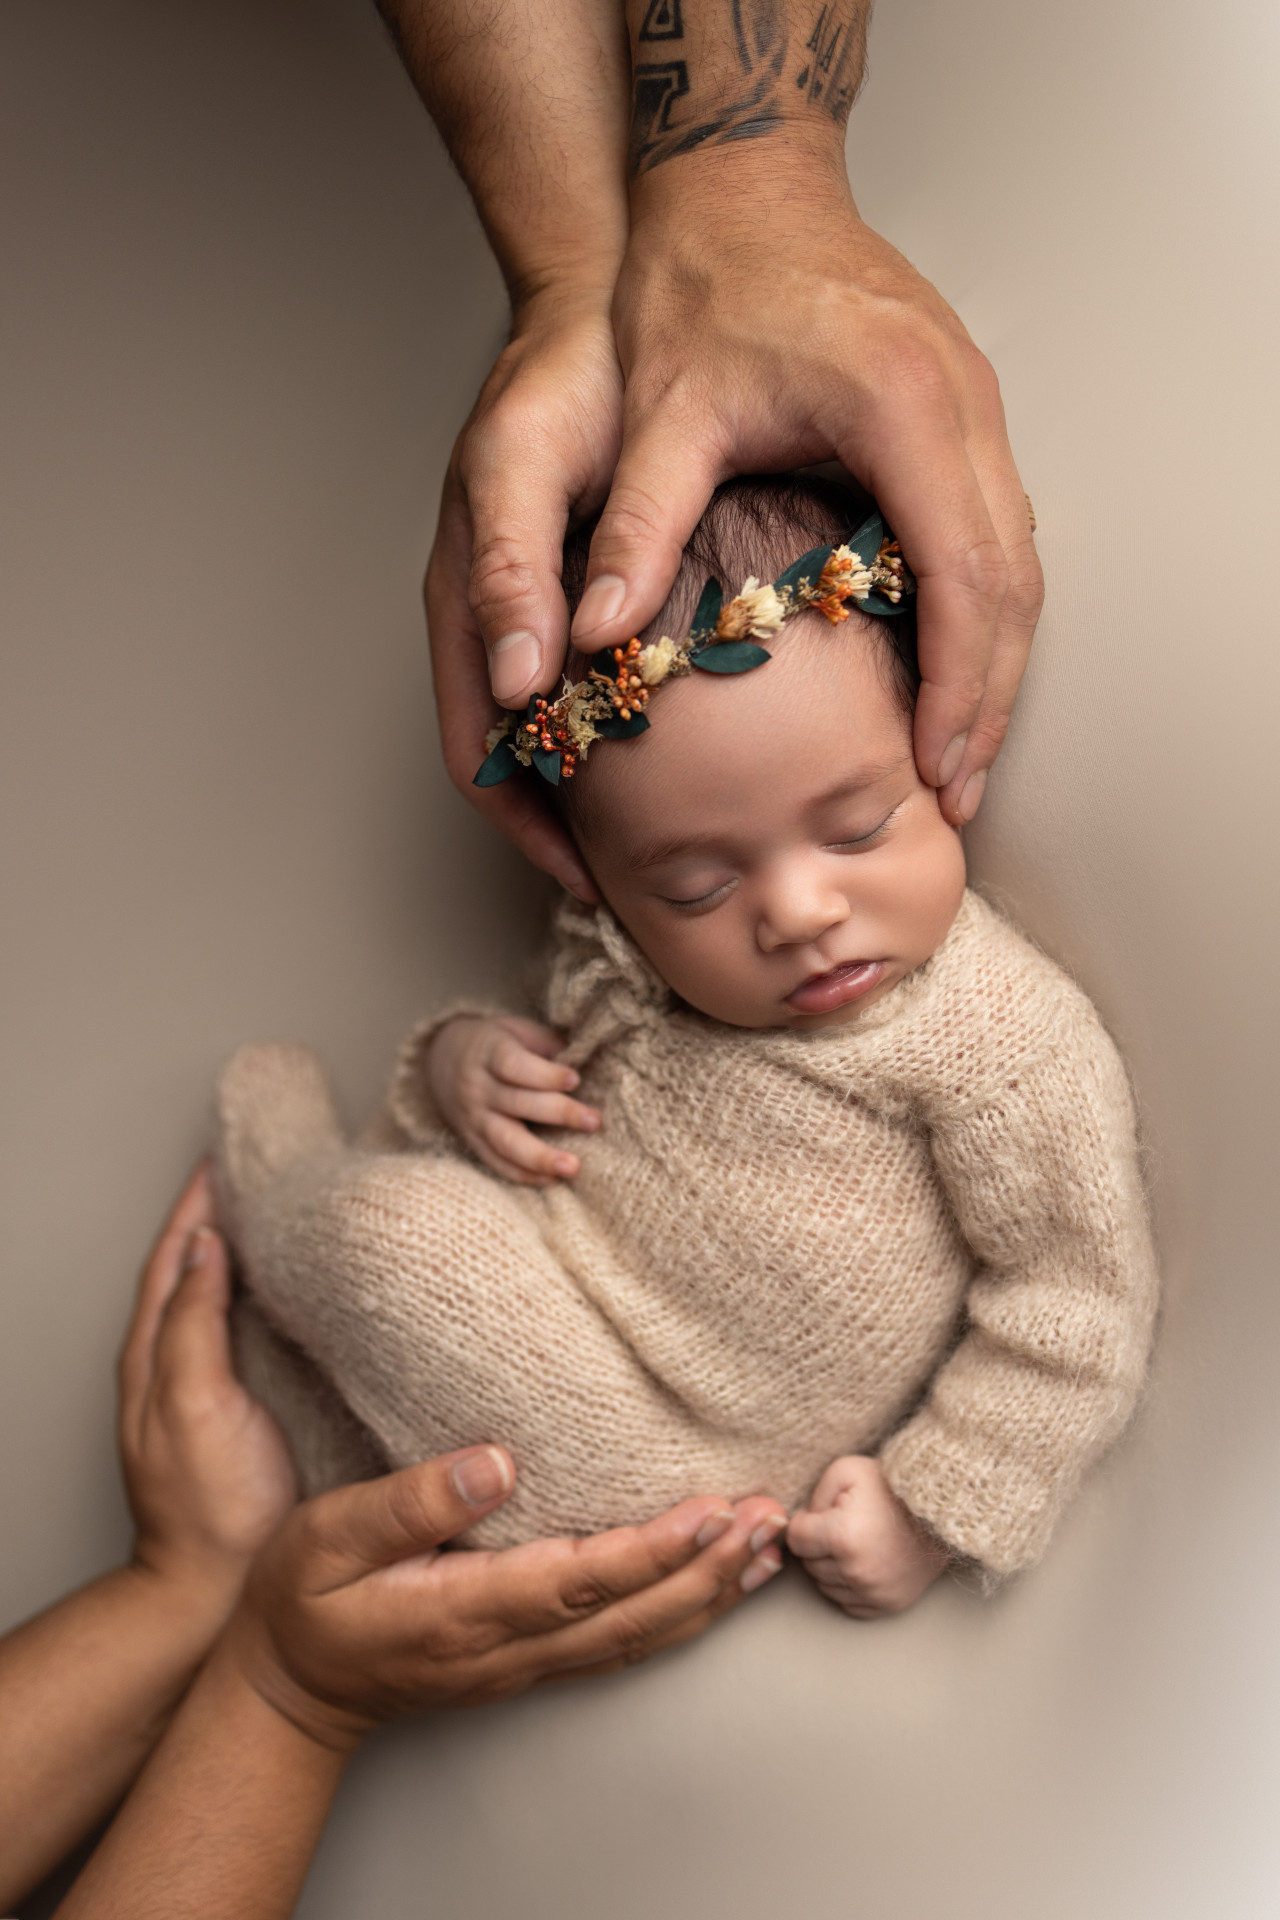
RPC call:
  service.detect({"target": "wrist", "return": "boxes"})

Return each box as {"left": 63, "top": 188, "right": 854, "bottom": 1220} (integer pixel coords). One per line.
{"left": 628, "top": 131, "right": 854, "bottom": 234}
{"left": 508, "top": 264, "right": 619, "bottom": 339}
{"left": 124, "top": 1549, "right": 249, "bottom": 1656}
{"left": 217, "top": 1607, "right": 376, "bottom": 1759}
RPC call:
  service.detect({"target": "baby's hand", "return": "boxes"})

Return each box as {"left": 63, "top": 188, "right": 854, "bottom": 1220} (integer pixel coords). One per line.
{"left": 786, "top": 1456, "right": 951, "bottom": 1619}
{"left": 426, "top": 1015, "right": 601, "bottom": 1185}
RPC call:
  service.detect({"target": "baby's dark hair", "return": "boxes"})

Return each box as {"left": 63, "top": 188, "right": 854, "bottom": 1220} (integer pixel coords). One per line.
{"left": 561, "top": 471, "right": 920, "bottom": 716}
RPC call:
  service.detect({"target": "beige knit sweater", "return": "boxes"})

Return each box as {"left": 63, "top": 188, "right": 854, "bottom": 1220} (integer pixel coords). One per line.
{"left": 217, "top": 890, "right": 1158, "bottom": 1574}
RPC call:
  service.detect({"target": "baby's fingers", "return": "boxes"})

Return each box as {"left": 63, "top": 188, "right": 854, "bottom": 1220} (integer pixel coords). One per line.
{"left": 491, "top": 1030, "right": 581, "bottom": 1096}
{"left": 492, "top": 1083, "right": 601, "bottom": 1135}
{"left": 479, "top": 1112, "right": 581, "bottom": 1186}
{"left": 785, "top": 1509, "right": 844, "bottom": 1561}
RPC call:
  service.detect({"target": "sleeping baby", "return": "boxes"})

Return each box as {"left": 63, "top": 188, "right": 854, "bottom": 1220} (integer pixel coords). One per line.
{"left": 216, "top": 473, "right": 1158, "bottom": 1617}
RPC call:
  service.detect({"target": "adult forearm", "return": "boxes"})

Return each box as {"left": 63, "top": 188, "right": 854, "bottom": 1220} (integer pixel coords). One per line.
{"left": 0, "top": 1566, "right": 237, "bottom": 1909}
{"left": 624, "top": 0, "right": 869, "bottom": 177}
{"left": 53, "top": 1644, "right": 350, "bottom": 1920}
{"left": 375, "top": 0, "right": 631, "bottom": 301}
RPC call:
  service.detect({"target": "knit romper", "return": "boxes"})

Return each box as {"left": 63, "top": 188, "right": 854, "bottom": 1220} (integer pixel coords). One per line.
{"left": 217, "top": 890, "right": 1158, "bottom": 1575}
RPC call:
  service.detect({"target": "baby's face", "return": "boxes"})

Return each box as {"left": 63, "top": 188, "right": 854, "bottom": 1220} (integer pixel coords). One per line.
{"left": 573, "top": 619, "right": 967, "bottom": 1030}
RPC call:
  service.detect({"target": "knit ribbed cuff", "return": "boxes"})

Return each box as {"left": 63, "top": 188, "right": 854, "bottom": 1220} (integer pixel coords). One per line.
{"left": 879, "top": 1414, "right": 1062, "bottom": 1578}
{"left": 384, "top": 1003, "right": 514, "bottom": 1148}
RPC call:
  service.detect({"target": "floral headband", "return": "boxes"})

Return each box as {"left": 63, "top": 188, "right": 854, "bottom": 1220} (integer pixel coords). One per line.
{"left": 474, "top": 507, "right": 914, "bottom": 789}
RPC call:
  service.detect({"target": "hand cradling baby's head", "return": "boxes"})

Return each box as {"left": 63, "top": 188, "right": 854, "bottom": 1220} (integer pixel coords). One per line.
{"left": 560, "top": 476, "right": 967, "bottom": 1030}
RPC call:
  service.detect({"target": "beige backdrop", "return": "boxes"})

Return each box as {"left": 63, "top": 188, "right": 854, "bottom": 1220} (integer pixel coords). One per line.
{"left": 3, "top": 2, "right": 1278, "bottom": 1915}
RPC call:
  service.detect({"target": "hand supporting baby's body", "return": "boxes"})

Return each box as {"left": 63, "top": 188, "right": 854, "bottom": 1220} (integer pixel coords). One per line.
{"left": 425, "top": 1014, "right": 952, "bottom": 1617}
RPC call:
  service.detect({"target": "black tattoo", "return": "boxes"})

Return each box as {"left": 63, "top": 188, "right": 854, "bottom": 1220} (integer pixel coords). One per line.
{"left": 629, "top": 2, "right": 867, "bottom": 175}
{"left": 639, "top": 0, "right": 685, "bottom": 40}
{"left": 794, "top": 2, "right": 863, "bottom": 117}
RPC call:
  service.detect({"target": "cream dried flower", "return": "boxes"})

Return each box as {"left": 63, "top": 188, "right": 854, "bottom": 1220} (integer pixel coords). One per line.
{"left": 821, "top": 545, "right": 875, "bottom": 602}
{"left": 715, "top": 578, "right": 786, "bottom": 641}
{"left": 637, "top": 635, "right": 681, "bottom": 686}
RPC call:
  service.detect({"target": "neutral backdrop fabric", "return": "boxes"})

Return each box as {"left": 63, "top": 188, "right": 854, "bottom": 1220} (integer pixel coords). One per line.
{"left": 2, "top": 3, "right": 1277, "bottom": 1916}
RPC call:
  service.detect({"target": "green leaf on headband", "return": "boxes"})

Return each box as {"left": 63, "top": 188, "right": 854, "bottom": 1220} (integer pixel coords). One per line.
{"left": 845, "top": 510, "right": 884, "bottom": 564}
{"left": 692, "top": 642, "right": 771, "bottom": 673}
{"left": 774, "top": 543, "right": 833, "bottom": 599}
{"left": 473, "top": 737, "right": 519, "bottom": 786}
{"left": 689, "top": 577, "right": 723, "bottom": 639}
{"left": 860, "top": 588, "right": 907, "bottom": 619}
{"left": 595, "top": 710, "right": 651, "bottom": 739}
{"left": 532, "top": 745, "right": 562, "bottom": 785}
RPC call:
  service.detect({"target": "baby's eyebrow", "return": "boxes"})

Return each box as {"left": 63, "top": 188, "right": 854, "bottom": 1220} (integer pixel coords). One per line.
{"left": 629, "top": 831, "right": 715, "bottom": 872}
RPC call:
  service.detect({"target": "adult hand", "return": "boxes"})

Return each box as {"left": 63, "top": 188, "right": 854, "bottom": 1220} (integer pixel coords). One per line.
{"left": 120, "top": 1162, "right": 298, "bottom": 1610}
{"left": 228, "top": 1446, "right": 787, "bottom": 1748}
{"left": 572, "top": 149, "right": 1043, "bottom": 828}
{"left": 427, "top": 289, "right": 619, "bottom": 901}
{"left": 0, "top": 1168, "right": 298, "bottom": 1912}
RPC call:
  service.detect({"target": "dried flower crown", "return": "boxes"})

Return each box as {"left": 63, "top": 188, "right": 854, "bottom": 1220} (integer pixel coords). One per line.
{"left": 474, "top": 508, "right": 914, "bottom": 789}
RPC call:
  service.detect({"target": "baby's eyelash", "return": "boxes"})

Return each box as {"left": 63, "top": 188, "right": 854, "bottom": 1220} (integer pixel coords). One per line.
{"left": 827, "top": 804, "right": 901, "bottom": 851}
{"left": 663, "top": 879, "right": 736, "bottom": 912}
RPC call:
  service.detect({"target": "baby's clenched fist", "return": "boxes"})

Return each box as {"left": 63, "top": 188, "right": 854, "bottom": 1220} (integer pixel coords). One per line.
{"left": 787, "top": 1456, "right": 951, "bottom": 1618}
{"left": 426, "top": 1015, "right": 601, "bottom": 1186}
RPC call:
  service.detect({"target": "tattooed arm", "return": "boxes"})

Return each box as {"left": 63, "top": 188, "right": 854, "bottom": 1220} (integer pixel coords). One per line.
{"left": 628, "top": 0, "right": 865, "bottom": 170}
{"left": 393, "top": 1, "right": 1040, "bottom": 881}
{"left": 376, "top": 0, "right": 632, "bottom": 896}
{"left": 565, "top": 0, "right": 1043, "bottom": 829}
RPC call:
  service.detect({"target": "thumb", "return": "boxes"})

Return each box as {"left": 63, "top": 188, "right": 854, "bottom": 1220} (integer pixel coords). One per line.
{"left": 301, "top": 1448, "right": 517, "bottom": 1585}
{"left": 570, "top": 421, "right": 722, "bottom": 652}
{"left": 149, "top": 1226, "right": 236, "bottom": 1396}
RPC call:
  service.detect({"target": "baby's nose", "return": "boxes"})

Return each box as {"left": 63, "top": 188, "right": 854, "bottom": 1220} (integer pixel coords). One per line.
{"left": 757, "top": 872, "right": 851, "bottom": 951}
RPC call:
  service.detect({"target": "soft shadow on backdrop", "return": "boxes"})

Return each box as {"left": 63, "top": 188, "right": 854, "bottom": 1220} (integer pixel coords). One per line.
{"left": 3, "top": 3, "right": 1278, "bottom": 1917}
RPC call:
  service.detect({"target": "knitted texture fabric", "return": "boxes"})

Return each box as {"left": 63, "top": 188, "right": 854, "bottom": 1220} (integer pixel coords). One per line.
{"left": 214, "top": 890, "right": 1158, "bottom": 1573}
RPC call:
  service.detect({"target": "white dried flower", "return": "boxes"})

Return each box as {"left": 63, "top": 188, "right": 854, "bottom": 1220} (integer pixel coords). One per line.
{"left": 637, "top": 635, "right": 680, "bottom": 686}
{"left": 716, "top": 578, "right": 787, "bottom": 641}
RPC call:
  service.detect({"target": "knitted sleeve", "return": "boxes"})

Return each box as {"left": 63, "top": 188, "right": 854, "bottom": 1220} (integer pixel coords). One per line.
{"left": 382, "top": 1002, "right": 519, "bottom": 1147}
{"left": 878, "top": 1007, "right": 1158, "bottom": 1576}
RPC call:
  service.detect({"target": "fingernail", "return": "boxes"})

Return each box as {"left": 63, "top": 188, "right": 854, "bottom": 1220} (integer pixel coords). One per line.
{"left": 580, "top": 1109, "right": 602, "bottom": 1131}
{"left": 451, "top": 1446, "right": 513, "bottom": 1507}
{"left": 749, "top": 1516, "right": 787, "bottom": 1555}
{"left": 936, "top": 731, "right": 968, "bottom": 788}
{"left": 553, "top": 1152, "right": 579, "bottom": 1176}
{"left": 182, "top": 1228, "right": 214, "bottom": 1273}
{"left": 489, "top": 631, "right": 540, "bottom": 705}
{"left": 572, "top": 574, "right": 626, "bottom": 637}
{"left": 563, "top": 1068, "right": 580, "bottom": 1090}
{"left": 741, "top": 1547, "right": 783, "bottom": 1594}
{"left": 695, "top": 1510, "right": 736, "bottom": 1549}
{"left": 957, "top": 769, "right": 988, "bottom": 823}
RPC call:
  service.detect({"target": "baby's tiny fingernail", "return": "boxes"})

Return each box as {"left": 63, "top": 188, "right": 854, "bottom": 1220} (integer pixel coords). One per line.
{"left": 563, "top": 1068, "right": 580, "bottom": 1090}
{"left": 182, "top": 1228, "right": 214, "bottom": 1273}
{"left": 553, "top": 1152, "right": 579, "bottom": 1176}
{"left": 741, "top": 1547, "right": 783, "bottom": 1594}
{"left": 749, "top": 1515, "right": 787, "bottom": 1555}
{"left": 695, "top": 1510, "right": 736, "bottom": 1549}
{"left": 579, "top": 1109, "right": 602, "bottom": 1131}
{"left": 451, "top": 1446, "right": 513, "bottom": 1507}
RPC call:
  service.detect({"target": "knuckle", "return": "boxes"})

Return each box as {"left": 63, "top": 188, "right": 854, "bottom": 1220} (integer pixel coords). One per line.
{"left": 951, "top": 535, "right": 1009, "bottom": 609}
{"left": 467, "top": 538, "right": 542, "bottom": 627}
{"left": 967, "top": 710, "right": 1012, "bottom": 763}
{"left": 592, "top": 484, "right": 670, "bottom": 555}
{"left": 1002, "top": 553, "right": 1045, "bottom": 628}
